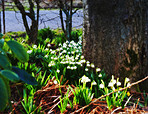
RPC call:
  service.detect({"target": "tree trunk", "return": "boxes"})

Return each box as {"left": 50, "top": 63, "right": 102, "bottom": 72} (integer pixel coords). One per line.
{"left": 83, "top": 0, "right": 148, "bottom": 91}
{"left": 2, "top": 0, "right": 5, "bottom": 34}
{"left": 13, "top": 0, "right": 39, "bottom": 44}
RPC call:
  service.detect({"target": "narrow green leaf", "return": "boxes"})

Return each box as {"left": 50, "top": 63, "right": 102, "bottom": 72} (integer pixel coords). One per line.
{"left": 1, "top": 70, "right": 20, "bottom": 82}
{"left": 0, "top": 76, "right": 8, "bottom": 111}
{"left": 12, "top": 67, "right": 38, "bottom": 85}
{"left": 7, "top": 40, "right": 29, "bottom": 62}
{"left": 0, "top": 54, "right": 11, "bottom": 69}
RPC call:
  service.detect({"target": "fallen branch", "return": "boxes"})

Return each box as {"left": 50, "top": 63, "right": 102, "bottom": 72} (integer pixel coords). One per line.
{"left": 71, "top": 76, "right": 148, "bottom": 114}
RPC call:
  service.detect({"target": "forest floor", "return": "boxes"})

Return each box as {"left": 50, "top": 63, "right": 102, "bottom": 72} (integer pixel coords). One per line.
{"left": 10, "top": 79, "right": 148, "bottom": 114}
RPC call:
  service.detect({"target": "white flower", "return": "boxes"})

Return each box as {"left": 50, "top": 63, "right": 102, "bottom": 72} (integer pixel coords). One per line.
{"left": 99, "top": 84, "right": 104, "bottom": 88}
{"left": 33, "top": 45, "right": 37, "bottom": 49}
{"left": 48, "top": 64, "right": 52, "bottom": 67}
{"left": 92, "top": 81, "right": 97, "bottom": 85}
{"left": 73, "top": 66, "right": 77, "bottom": 69}
{"left": 112, "top": 79, "right": 116, "bottom": 85}
{"left": 81, "top": 75, "right": 91, "bottom": 83}
{"left": 80, "top": 59, "right": 86, "bottom": 63}
{"left": 47, "top": 44, "right": 51, "bottom": 47}
{"left": 81, "top": 56, "right": 84, "bottom": 59}
{"left": 126, "top": 78, "right": 130, "bottom": 82}
{"left": 108, "top": 82, "right": 114, "bottom": 87}
{"left": 87, "top": 63, "right": 90, "bottom": 67}
{"left": 75, "top": 57, "right": 79, "bottom": 60}
{"left": 57, "top": 69, "right": 60, "bottom": 73}
{"left": 44, "top": 55, "right": 48, "bottom": 58}
{"left": 67, "top": 66, "right": 70, "bottom": 69}
{"left": 45, "top": 48, "right": 48, "bottom": 51}
{"left": 53, "top": 80, "right": 58, "bottom": 84}
{"left": 91, "top": 63, "right": 95, "bottom": 68}
{"left": 51, "top": 50, "right": 55, "bottom": 54}
{"left": 117, "top": 81, "right": 121, "bottom": 86}
{"left": 112, "top": 87, "right": 115, "bottom": 91}
{"left": 127, "top": 83, "right": 131, "bottom": 87}
{"left": 98, "top": 74, "right": 102, "bottom": 77}
{"left": 63, "top": 43, "right": 67, "bottom": 48}
{"left": 85, "top": 68, "right": 89, "bottom": 71}
{"left": 27, "top": 50, "right": 32, "bottom": 54}
{"left": 86, "top": 61, "right": 90, "bottom": 64}
{"left": 54, "top": 57, "right": 58, "bottom": 60}
{"left": 96, "top": 68, "right": 101, "bottom": 72}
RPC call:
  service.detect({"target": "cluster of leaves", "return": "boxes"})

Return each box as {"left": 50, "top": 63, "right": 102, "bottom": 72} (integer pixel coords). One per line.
{"left": 0, "top": 36, "right": 37, "bottom": 111}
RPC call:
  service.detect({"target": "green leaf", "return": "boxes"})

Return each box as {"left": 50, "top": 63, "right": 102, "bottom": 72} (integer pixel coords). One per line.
{"left": 0, "top": 54, "right": 11, "bottom": 69}
{"left": 7, "top": 40, "right": 29, "bottom": 62}
{"left": 0, "top": 33, "right": 3, "bottom": 38}
{"left": 0, "top": 38, "right": 4, "bottom": 49}
{"left": 12, "top": 67, "right": 38, "bottom": 85}
{"left": 0, "top": 76, "right": 8, "bottom": 111}
{"left": 1, "top": 70, "right": 20, "bottom": 82}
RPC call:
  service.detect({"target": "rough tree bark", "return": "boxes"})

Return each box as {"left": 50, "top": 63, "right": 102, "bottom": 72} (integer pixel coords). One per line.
{"left": 83, "top": 0, "right": 148, "bottom": 91}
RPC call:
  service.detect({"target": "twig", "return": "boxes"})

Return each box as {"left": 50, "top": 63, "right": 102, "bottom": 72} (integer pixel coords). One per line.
{"left": 71, "top": 76, "right": 148, "bottom": 114}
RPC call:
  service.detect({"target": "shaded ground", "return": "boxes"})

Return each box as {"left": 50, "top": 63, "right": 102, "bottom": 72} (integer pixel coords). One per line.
{"left": 10, "top": 79, "right": 148, "bottom": 114}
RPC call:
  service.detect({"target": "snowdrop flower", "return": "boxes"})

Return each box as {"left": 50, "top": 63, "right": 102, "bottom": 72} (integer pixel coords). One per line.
{"left": 53, "top": 80, "right": 58, "bottom": 84}
{"left": 125, "top": 77, "right": 130, "bottom": 83}
{"left": 48, "top": 64, "right": 52, "bottom": 67}
{"left": 127, "top": 83, "right": 131, "bottom": 87}
{"left": 96, "top": 68, "right": 101, "bottom": 72}
{"left": 117, "top": 81, "right": 121, "bottom": 86}
{"left": 54, "top": 57, "right": 58, "bottom": 60}
{"left": 75, "top": 57, "right": 79, "bottom": 60}
{"left": 87, "top": 63, "right": 90, "bottom": 67}
{"left": 92, "top": 81, "right": 97, "bottom": 85}
{"left": 45, "top": 48, "right": 48, "bottom": 51}
{"left": 73, "top": 66, "right": 77, "bottom": 69}
{"left": 85, "top": 68, "right": 89, "bottom": 71}
{"left": 51, "top": 50, "right": 55, "bottom": 54}
{"left": 44, "top": 55, "right": 48, "bottom": 58}
{"left": 91, "top": 63, "right": 95, "bottom": 68}
{"left": 80, "top": 59, "right": 86, "bottom": 63}
{"left": 98, "top": 73, "right": 102, "bottom": 77}
{"left": 81, "top": 56, "right": 84, "bottom": 59}
{"left": 33, "top": 45, "right": 37, "bottom": 49}
{"left": 112, "top": 79, "right": 116, "bottom": 85}
{"left": 71, "top": 67, "right": 74, "bottom": 70}
{"left": 50, "top": 49, "right": 53, "bottom": 51}
{"left": 51, "top": 57, "right": 54, "bottom": 59}
{"left": 99, "top": 83, "right": 104, "bottom": 89}
{"left": 27, "top": 50, "right": 32, "bottom": 54}
{"left": 57, "top": 69, "right": 60, "bottom": 73}
{"left": 81, "top": 75, "right": 91, "bottom": 83}
{"left": 108, "top": 82, "right": 114, "bottom": 87}
{"left": 67, "top": 66, "right": 70, "bottom": 69}
{"left": 47, "top": 44, "right": 51, "bottom": 47}
{"left": 63, "top": 43, "right": 67, "bottom": 48}
{"left": 86, "top": 61, "right": 90, "bottom": 64}
{"left": 66, "top": 41, "right": 69, "bottom": 44}
{"left": 56, "top": 48, "right": 60, "bottom": 51}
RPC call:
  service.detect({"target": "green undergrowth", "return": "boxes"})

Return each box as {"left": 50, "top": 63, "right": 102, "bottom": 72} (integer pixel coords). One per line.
{"left": 0, "top": 28, "right": 147, "bottom": 113}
